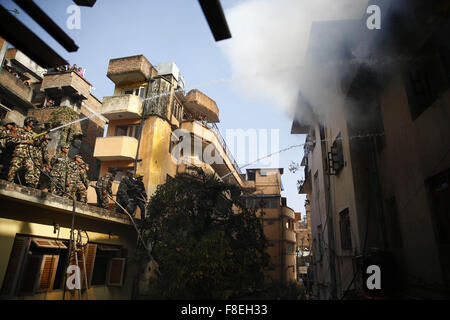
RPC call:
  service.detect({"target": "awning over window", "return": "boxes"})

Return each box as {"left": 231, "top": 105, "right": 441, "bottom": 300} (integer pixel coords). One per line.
{"left": 32, "top": 238, "right": 67, "bottom": 249}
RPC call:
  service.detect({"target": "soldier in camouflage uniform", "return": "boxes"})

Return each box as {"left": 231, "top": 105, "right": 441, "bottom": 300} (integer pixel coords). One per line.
{"left": 49, "top": 144, "right": 70, "bottom": 195}
{"left": 95, "top": 166, "right": 118, "bottom": 209}
{"left": 0, "top": 122, "right": 19, "bottom": 179}
{"left": 66, "top": 155, "right": 88, "bottom": 203}
{"left": 115, "top": 170, "right": 137, "bottom": 214}
{"left": 7, "top": 117, "right": 41, "bottom": 187}
{"left": 127, "top": 172, "right": 148, "bottom": 219}
{"left": 81, "top": 163, "right": 89, "bottom": 190}
{"left": 33, "top": 134, "right": 51, "bottom": 189}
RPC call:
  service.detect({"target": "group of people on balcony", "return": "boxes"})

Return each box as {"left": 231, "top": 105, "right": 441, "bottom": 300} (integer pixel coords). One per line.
{"left": 183, "top": 110, "right": 208, "bottom": 124}
{"left": 1, "top": 117, "right": 147, "bottom": 219}
{"left": 3, "top": 65, "right": 31, "bottom": 87}
{"left": 55, "top": 64, "right": 84, "bottom": 77}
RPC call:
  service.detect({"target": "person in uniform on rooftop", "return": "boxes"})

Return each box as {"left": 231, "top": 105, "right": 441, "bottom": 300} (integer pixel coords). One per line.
{"left": 0, "top": 121, "right": 19, "bottom": 179}
{"left": 127, "top": 172, "right": 148, "bottom": 219}
{"left": 66, "top": 154, "right": 88, "bottom": 203}
{"left": 115, "top": 170, "right": 137, "bottom": 215}
{"left": 33, "top": 133, "right": 51, "bottom": 189}
{"left": 7, "top": 117, "right": 41, "bottom": 187}
{"left": 95, "top": 166, "right": 118, "bottom": 209}
{"left": 49, "top": 144, "right": 71, "bottom": 195}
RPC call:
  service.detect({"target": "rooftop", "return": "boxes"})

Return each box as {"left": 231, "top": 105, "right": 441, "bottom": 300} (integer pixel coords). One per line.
{"left": 0, "top": 179, "right": 132, "bottom": 233}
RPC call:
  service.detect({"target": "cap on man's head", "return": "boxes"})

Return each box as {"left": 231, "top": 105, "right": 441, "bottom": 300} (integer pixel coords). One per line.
{"left": 75, "top": 154, "right": 83, "bottom": 160}
{"left": 136, "top": 173, "right": 144, "bottom": 179}
{"left": 60, "top": 144, "right": 70, "bottom": 150}
{"left": 24, "top": 116, "right": 38, "bottom": 126}
{"left": 108, "top": 166, "right": 119, "bottom": 173}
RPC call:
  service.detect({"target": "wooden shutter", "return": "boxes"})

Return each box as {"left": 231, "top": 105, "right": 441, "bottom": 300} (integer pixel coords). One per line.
{"left": 20, "top": 254, "right": 43, "bottom": 295}
{"left": 107, "top": 258, "right": 126, "bottom": 286}
{"left": 0, "top": 236, "right": 30, "bottom": 297}
{"left": 68, "top": 244, "right": 97, "bottom": 289}
{"left": 81, "top": 244, "right": 97, "bottom": 289}
{"left": 37, "top": 255, "right": 59, "bottom": 292}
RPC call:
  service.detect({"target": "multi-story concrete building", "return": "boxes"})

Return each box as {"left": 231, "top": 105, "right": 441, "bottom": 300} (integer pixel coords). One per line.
{"left": 92, "top": 55, "right": 244, "bottom": 216}
{"left": 292, "top": 0, "right": 450, "bottom": 299}
{"left": 242, "top": 168, "right": 297, "bottom": 285}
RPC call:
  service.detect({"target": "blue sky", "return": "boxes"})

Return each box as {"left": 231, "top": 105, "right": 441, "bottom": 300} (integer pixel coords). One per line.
{"left": 2, "top": 0, "right": 307, "bottom": 213}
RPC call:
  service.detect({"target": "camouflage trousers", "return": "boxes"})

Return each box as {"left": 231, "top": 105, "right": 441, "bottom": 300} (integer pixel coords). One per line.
{"left": 115, "top": 194, "right": 131, "bottom": 215}
{"left": 65, "top": 182, "right": 87, "bottom": 203}
{"left": 49, "top": 174, "right": 66, "bottom": 196}
{"left": 127, "top": 199, "right": 146, "bottom": 219}
{"left": 95, "top": 188, "right": 109, "bottom": 209}
{"left": 7, "top": 156, "right": 40, "bottom": 187}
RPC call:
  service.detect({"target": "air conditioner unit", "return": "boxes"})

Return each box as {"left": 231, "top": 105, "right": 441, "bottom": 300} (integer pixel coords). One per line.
{"left": 156, "top": 62, "right": 180, "bottom": 81}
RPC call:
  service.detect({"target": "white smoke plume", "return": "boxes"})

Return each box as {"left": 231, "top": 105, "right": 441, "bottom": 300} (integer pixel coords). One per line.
{"left": 220, "top": 0, "right": 370, "bottom": 121}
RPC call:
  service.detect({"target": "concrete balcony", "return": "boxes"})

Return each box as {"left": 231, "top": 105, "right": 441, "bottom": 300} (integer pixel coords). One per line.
{"left": 6, "top": 48, "right": 46, "bottom": 80}
{"left": 107, "top": 55, "right": 155, "bottom": 85}
{"left": 40, "top": 71, "right": 91, "bottom": 99}
{"left": 0, "top": 68, "right": 33, "bottom": 105}
{"left": 101, "top": 94, "right": 144, "bottom": 120}
{"left": 183, "top": 89, "right": 220, "bottom": 123}
{"left": 93, "top": 136, "right": 138, "bottom": 161}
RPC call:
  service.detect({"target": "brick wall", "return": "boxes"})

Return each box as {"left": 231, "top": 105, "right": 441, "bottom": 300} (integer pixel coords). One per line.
{"left": 40, "top": 71, "right": 91, "bottom": 99}
{"left": 0, "top": 69, "right": 33, "bottom": 102}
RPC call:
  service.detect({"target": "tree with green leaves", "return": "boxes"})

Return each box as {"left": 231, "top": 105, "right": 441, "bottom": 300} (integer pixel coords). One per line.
{"left": 137, "top": 166, "right": 269, "bottom": 299}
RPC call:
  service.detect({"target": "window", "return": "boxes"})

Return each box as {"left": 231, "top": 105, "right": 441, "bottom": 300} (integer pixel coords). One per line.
{"left": 0, "top": 236, "right": 126, "bottom": 297}
{"left": 329, "top": 133, "right": 344, "bottom": 174}
{"left": 124, "top": 87, "right": 146, "bottom": 98}
{"left": 90, "top": 244, "right": 126, "bottom": 286}
{"left": 246, "top": 197, "right": 279, "bottom": 209}
{"left": 404, "top": 42, "right": 449, "bottom": 120}
{"left": 115, "top": 124, "right": 140, "bottom": 138}
{"left": 339, "top": 208, "right": 352, "bottom": 250}
{"left": 171, "top": 99, "right": 183, "bottom": 123}
{"left": 0, "top": 236, "right": 69, "bottom": 296}
{"left": 247, "top": 170, "right": 256, "bottom": 181}
{"left": 169, "top": 132, "right": 179, "bottom": 155}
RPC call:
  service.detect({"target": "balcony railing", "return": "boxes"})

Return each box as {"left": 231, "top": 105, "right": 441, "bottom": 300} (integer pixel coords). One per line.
{"left": 206, "top": 122, "right": 242, "bottom": 176}
{"left": 181, "top": 120, "right": 242, "bottom": 176}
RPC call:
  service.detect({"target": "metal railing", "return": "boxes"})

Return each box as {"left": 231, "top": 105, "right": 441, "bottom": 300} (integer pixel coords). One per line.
{"left": 194, "top": 120, "right": 242, "bottom": 176}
